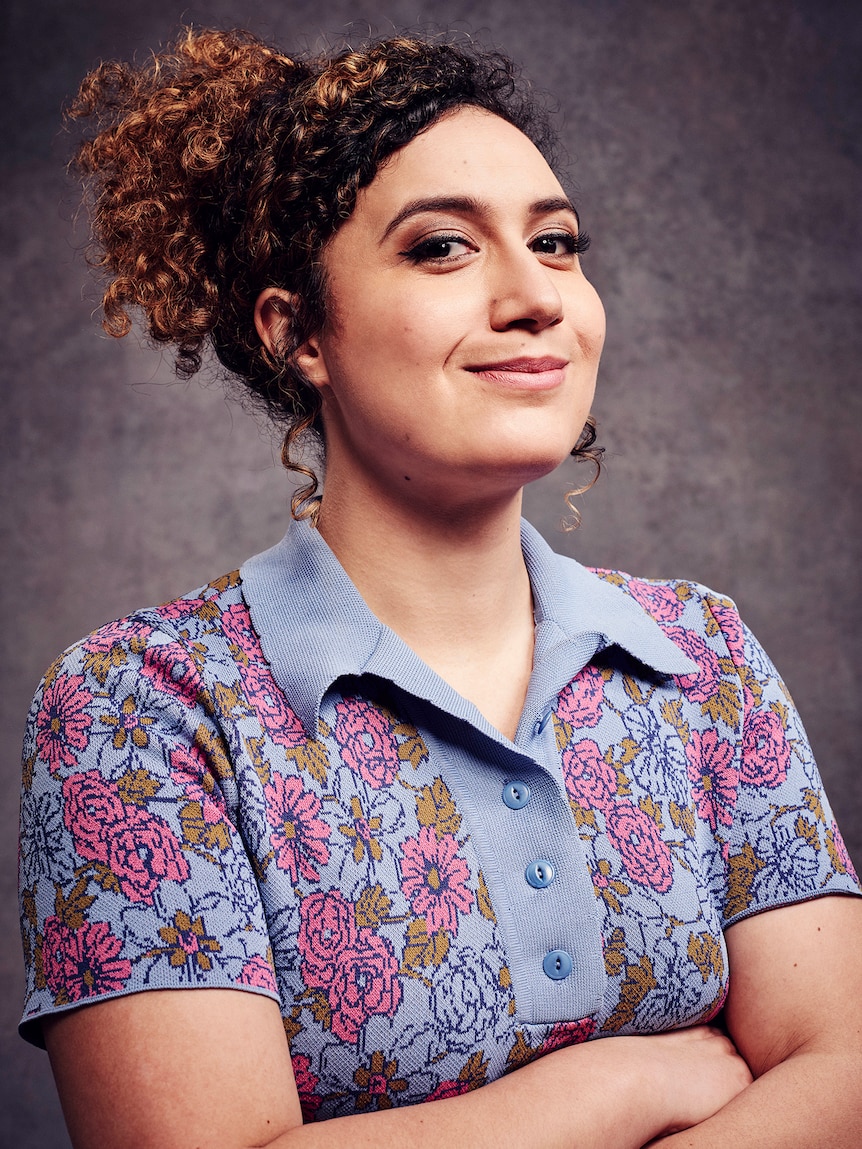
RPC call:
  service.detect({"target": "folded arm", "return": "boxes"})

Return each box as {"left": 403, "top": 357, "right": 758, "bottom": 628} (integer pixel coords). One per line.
{"left": 652, "top": 894, "right": 862, "bottom": 1147}
{"left": 44, "top": 987, "right": 749, "bottom": 1149}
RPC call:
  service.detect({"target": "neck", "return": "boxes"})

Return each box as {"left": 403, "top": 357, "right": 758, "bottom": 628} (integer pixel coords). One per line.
{"left": 315, "top": 471, "right": 535, "bottom": 739}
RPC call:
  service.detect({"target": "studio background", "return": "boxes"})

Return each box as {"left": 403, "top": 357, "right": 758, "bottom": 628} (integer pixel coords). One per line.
{"left": 2, "top": 1, "right": 859, "bottom": 1143}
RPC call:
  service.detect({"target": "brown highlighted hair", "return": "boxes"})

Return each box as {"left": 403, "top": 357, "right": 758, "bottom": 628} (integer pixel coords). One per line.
{"left": 69, "top": 27, "right": 601, "bottom": 515}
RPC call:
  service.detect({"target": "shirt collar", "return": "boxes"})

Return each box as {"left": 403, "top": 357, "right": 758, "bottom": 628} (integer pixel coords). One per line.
{"left": 240, "top": 516, "right": 697, "bottom": 739}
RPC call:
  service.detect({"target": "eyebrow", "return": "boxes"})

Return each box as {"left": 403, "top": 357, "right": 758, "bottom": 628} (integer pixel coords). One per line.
{"left": 381, "top": 194, "right": 580, "bottom": 241}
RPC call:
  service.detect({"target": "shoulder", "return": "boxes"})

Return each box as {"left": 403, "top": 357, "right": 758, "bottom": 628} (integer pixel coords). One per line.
{"left": 24, "top": 571, "right": 260, "bottom": 759}
{"left": 585, "top": 565, "right": 745, "bottom": 655}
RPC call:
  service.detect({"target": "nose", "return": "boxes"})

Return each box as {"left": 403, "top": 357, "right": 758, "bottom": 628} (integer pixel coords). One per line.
{"left": 487, "top": 245, "right": 564, "bottom": 332}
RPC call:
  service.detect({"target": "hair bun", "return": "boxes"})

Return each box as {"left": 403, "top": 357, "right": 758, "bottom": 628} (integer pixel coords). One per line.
{"left": 69, "top": 28, "right": 304, "bottom": 367}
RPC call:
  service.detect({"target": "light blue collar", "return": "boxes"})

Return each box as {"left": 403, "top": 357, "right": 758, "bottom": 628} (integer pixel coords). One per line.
{"left": 240, "top": 516, "right": 697, "bottom": 741}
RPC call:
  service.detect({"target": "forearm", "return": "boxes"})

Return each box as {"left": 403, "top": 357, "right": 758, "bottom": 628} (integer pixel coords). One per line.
{"left": 265, "top": 1037, "right": 665, "bottom": 1149}
{"left": 651, "top": 1046, "right": 862, "bottom": 1148}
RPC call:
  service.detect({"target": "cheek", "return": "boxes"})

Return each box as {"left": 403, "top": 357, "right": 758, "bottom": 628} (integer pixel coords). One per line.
{"left": 583, "top": 290, "right": 607, "bottom": 359}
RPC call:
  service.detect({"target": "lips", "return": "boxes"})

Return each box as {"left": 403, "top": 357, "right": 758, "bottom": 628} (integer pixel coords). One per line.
{"left": 466, "top": 357, "right": 568, "bottom": 390}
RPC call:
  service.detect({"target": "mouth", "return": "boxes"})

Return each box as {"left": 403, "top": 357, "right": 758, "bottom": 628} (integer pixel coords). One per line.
{"left": 466, "top": 357, "right": 568, "bottom": 390}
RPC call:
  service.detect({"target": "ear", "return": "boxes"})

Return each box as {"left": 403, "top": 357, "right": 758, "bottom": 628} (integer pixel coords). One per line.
{"left": 253, "top": 288, "right": 330, "bottom": 390}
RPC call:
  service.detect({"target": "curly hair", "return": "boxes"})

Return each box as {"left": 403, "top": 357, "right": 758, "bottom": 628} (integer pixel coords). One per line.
{"left": 69, "top": 27, "right": 602, "bottom": 516}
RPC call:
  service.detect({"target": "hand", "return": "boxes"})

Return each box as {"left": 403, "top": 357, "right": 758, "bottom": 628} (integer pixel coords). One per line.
{"left": 636, "top": 1025, "right": 752, "bottom": 1141}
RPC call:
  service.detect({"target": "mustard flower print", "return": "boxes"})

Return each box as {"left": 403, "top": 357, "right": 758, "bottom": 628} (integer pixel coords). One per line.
{"left": 339, "top": 795, "right": 384, "bottom": 864}
{"left": 353, "top": 1051, "right": 408, "bottom": 1111}
{"left": 592, "top": 858, "right": 630, "bottom": 913}
{"left": 152, "top": 910, "right": 222, "bottom": 971}
{"left": 99, "top": 694, "right": 155, "bottom": 750}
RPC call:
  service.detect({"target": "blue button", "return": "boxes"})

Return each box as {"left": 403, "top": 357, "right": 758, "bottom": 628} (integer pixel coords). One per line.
{"left": 502, "top": 781, "right": 531, "bottom": 809}
{"left": 534, "top": 710, "right": 552, "bottom": 735}
{"left": 543, "top": 949, "right": 573, "bottom": 980}
{"left": 525, "top": 859, "right": 556, "bottom": 888}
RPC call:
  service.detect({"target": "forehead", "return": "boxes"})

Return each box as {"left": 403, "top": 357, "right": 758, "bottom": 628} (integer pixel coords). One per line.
{"left": 352, "top": 106, "right": 567, "bottom": 228}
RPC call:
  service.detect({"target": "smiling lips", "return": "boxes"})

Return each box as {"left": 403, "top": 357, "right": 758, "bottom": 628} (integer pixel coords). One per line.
{"left": 466, "top": 357, "right": 568, "bottom": 390}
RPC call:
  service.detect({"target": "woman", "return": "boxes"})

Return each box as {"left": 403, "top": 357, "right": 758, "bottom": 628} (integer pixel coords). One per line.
{"left": 19, "top": 28, "right": 862, "bottom": 1148}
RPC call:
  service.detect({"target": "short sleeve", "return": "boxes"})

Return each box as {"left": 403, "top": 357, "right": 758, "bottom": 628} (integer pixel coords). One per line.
{"left": 704, "top": 595, "right": 861, "bottom": 926}
{"left": 18, "top": 613, "right": 280, "bottom": 1047}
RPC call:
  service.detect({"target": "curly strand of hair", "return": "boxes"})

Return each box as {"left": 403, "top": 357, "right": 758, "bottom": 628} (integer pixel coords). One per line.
{"left": 563, "top": 416, "right": 604, "bottom": 530}
{"left": 282, "top": 413, "right": 323, "bottom": 523}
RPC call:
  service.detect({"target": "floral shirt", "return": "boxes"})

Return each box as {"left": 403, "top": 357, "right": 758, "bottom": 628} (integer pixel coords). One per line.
{"left": 19, "top": 518, "right": 860, "bottom": 1119}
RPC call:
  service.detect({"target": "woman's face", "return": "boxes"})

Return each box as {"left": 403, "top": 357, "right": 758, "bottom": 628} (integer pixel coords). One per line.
{"left": 298, "top": 106, "right": 606, "bottom": 510}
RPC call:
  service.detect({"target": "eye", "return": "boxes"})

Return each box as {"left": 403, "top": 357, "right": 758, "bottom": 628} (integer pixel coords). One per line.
{"left": 530, "top": 231, "right": 591, "bottom": 257}
{"left": 400, "top": 233, "right": 476, "bottom": 264}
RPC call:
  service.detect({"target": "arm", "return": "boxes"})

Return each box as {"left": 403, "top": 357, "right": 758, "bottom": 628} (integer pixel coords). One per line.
{"left": 44, "top": 991, "right": 750, "bottom": 1149}
{"left": 650, "top": 894, "right": 862, "bottom": 1147}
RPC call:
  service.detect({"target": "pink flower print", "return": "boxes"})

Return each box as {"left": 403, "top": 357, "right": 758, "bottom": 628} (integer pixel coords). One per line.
{"left": 829, "top": 823, "right": 860, "bottom": 884}
{"left": 140, "top": 642, "right": 200, "bottom": 707}
{"left": 41, "top": 916, "right": 132, "bottom": 1002}
{"left": 666, "top": 627, "right": 722, "bottom": 705}
{"left": 82, "top": 618, "right": 153, "bottom": 652}
{"left": 106, "top": 806, "right": 190, "bottom": 904}
{"left": 708, "top": 601, "right": 745, "bottom": 665}
{"left": 155, "top": 597, "right": 207, "bottom": 620}
{"left": 399, "top": 827, "right": 473, "bottom": 935}
{"left": 169, "top": 745, "right": 228, "bottom": 822}
{"left": 556, "top": 665, "right": 605, "bottom": 729}
{"left": 292, "top": 1054, "right": 322, "bottom": 1121}
{"left": 334, "top": 699, "right": 400, "bottom": 788}
{"left": 241, "top": 662, "right": 308, "bottom": 750}
{"left": 740, "top": 710, "right": 790, "bottom": 789}
{"left": 605, "top": 801, "right": 673, "bottom": 893}
{"left": 238, "top": 955, "right": 278, "bottom": 993}
{"left": 299, "top": 890, "right": 359, "bottom": 985}
{"left": 685, "top": 729, "right": 739, "bottom": 830}
{"left": 327, "top": 930, "right": 402, "bottom": 1043}
{"left": 265, "top": 774, "right": 331, "bottom": 883}
{"left": 63, "top": 771, "right": 127, "bottom": 862}
{"left": 221, "top": 602, "right": 266, "bottom": 663}
{"left": 541, "top": 1018, "right": 596, "bottom": 1053}
{"left": 563, "top": 739, "right": 617, "bottom": 811}
{"left": 425, "top": 1079, "right": 470, "bottom": 1102}
{"left": 627, "top": 579, "right": 685, "bottom": 624}
{"left": 35, "top": 673, "right": 93, "bottom": 773}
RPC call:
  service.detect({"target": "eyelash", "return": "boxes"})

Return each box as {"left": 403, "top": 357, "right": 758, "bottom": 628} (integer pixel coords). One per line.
{"left": 401, "top": 229, "right": 591, "bottom": 264}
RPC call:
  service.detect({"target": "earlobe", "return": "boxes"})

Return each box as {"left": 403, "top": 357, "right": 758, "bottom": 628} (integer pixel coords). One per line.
{"left": 294, "top": 334, "right": 330, "bottom": 390}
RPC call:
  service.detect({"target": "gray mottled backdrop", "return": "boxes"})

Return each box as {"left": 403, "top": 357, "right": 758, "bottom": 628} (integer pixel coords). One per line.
{"left": 2, "top": 0, "right": 859, "bottom": 1143}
